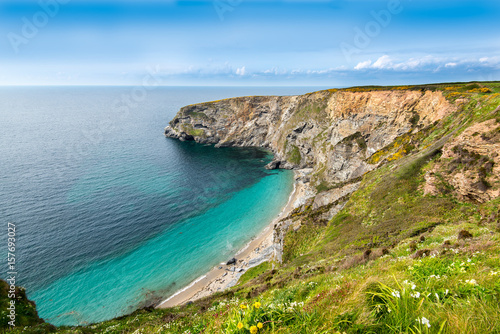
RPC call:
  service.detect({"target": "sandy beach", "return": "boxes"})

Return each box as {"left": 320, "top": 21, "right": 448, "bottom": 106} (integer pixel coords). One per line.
{"left": 157, "top": 172, "right": 309, "bottom": 309}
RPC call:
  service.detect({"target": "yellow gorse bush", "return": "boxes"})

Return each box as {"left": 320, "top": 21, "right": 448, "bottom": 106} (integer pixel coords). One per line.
{"left": 225, "top": 302, "right": 266, "bottom": 333}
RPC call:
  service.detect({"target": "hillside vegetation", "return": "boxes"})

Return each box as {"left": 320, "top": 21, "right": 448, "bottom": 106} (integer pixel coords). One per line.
{"left": 4, "top": 82, "right": 500, "bottom": 334}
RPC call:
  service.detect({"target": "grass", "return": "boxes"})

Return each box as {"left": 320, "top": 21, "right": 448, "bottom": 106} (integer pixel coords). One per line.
{"left": 180, "top": 123, "right": 206, "bottom": 138}
{"left": 288, "top": 145, "right": 302, "bottom": 165}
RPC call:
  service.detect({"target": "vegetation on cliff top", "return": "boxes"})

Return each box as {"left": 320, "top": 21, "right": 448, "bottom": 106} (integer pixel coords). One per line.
{"left": 5, "top": 82, "right": 500, "bottom": 334}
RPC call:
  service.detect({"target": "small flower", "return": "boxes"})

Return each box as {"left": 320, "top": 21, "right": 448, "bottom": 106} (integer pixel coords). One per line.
{"left": 237, "top": 322, "right": 244, "bottom": 329}
{"left": 250, "top": 325, "right": 258, "bottom": 334}
{"left": 416, "top": 317, "right": 431, "bottom": 328}
{"left": 489, "top": 271, "right": 498, "bottom": 276}
{"left": 387, "top": 308, "right": 392, "bottom": 313}
{"left": 465, "top": 279, "right": 477, "bottom": 285}
{"left": 253, "top": 301, "right": 261, "bottom": 309}
{"left": 240, "top": 304, "right": 247, "bottom": 309}
{"left": 410, "top": 291, "right": 420, "bottom": 298}
{"left": 257, "top": 323, "right": 263, "bottom": 329}
{"left": 411, "top": 284, "right": 416, "bottom": 290}
{"left": 391, "top": 290, "right": 401, "bottom": 298}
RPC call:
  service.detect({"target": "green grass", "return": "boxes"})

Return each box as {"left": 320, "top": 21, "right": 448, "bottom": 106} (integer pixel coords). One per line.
{"left": 288, "top": 145, "right": 302, "bottom": 165}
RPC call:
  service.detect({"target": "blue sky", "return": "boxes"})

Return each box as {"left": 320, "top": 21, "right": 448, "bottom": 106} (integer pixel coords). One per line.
{"left": 0, "top": 0, "right": 499, "bottom": 86}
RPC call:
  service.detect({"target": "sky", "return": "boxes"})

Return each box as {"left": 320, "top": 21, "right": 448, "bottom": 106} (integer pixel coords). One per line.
{"left": 0, "top": 0, "right": 499, "bottom": 86}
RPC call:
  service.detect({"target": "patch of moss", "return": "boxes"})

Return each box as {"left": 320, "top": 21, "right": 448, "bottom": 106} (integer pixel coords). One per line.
{"left": 181, "top": 124, "right": 206, "bottom": 138}
{"left": 341, "top": 131, "right": 367, "bottom": 150}
{"left": 288, "top": 145, "right": 302, "bottom": 165}
{"left": 186, "top": 111, "right": 209, "bottom": 120}
{"left": 315, "top": 181, "right": 331, "bottom": 193}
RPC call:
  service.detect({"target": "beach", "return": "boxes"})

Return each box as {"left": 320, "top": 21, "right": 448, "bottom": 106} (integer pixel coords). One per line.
{"left": 157, "top": 172, "right": 308, "bottom": 309}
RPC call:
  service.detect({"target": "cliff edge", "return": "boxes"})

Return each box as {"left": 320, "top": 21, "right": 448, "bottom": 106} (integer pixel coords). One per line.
{"left": 165, "top": 87, "right": 456, "bottom": 204}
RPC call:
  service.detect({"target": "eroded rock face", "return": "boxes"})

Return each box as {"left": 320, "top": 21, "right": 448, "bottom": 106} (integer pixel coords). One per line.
{"left": 424, "top": 119, "right": 500, "bottom": 203}
{"left": 165, "top": 90, "right": 455, "bottom": 188}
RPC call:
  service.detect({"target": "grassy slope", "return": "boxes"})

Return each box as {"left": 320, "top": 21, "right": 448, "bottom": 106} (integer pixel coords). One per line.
{"left": 7, "top": 82, "right": 500, "bottom": 334}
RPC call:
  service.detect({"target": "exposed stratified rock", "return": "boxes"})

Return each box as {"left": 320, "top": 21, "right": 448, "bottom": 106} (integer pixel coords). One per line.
{"left": 424, "top": 119, "right": 500, "bottom": 203}
{"left": 165, "top": 90, "right": 455, "bottom": 190}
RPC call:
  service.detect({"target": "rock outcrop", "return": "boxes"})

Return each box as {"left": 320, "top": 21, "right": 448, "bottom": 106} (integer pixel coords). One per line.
{"left": 424, "top": 119, "right": 500, "bottom": 203}
{"left": 165, "top": 89, "right": 455, "bottom": 189}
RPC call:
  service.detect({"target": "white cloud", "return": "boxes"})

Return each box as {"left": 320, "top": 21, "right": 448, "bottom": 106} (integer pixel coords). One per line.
{"left": 235, "top": 66, "right": 246, "bottom": 76}
{"left": 352, "top": 55, "right": 500, "bottom": 72}
{"left": 354, "top": 60, "right": 372, "bottom": 70}
{"left": 371, "top": 55, "right": 393, "bottom": 69}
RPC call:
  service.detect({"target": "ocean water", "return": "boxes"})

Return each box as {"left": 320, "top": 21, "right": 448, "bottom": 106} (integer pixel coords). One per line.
{"left": 0, "top": 86, "right": 319, "bottom": 326}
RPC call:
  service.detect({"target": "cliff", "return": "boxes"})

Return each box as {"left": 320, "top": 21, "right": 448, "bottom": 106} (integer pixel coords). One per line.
{"left": 165, "top": 89, "right": 454, "bottom": 186}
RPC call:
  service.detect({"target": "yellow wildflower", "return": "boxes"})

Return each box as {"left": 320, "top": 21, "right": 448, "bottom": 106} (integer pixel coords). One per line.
{"left": 237, "top": 322, "right": 243, "bottom": 329}
{"left": 257, "top": 322, "right": 263, "bottom": 329}
{"left": 253, "top": 301, "right": 261, "bottom": 309}
{"left": 250, "top": 325, "right": 258, "bottom": 334}
{"left": 240, "top": 304, "right": 247, "bottom": 309}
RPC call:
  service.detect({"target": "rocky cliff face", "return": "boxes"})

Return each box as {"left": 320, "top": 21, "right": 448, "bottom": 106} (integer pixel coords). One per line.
{"left": 424, "top": 118, "right": 500, "bottom": 203}
{"left": 165, "top": 89, "right": 455, "bottom": 188}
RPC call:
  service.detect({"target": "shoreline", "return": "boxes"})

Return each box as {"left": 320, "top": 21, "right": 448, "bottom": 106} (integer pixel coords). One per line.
{"left": 157, "top": 171, "right": 307, "bottom": 309}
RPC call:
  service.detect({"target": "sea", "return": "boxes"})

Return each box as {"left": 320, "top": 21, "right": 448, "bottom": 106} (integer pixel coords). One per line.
{"left": 0, "top": 86, "right": 320, "bottom": 326}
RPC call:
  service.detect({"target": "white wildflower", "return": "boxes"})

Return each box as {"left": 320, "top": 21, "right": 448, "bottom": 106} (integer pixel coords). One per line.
{"left": 410, "top": 291, "right": 420, "bottom": 298}
{"left": 416, "top": 317, "right": 431, "bottom": 328}
{"left": 465, "top": 279, "right": 478, "bottom": 286}
{"left": 391, "top": 290, "right": 401, "bottom": 298}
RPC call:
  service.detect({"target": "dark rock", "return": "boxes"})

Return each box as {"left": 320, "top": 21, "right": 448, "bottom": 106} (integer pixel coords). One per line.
{"left": 363, "top": 249, "right": 372, "bottom": 259}
{"left": 457, "top": 229, "right": 473, "bottom": 240}
{"left": 409, "top": 241, "right": 418, "bottom": 252}
{"left": 265, "top": 160, "right": 281, "bottom": 170}
{"left": 226, "top": 258, "right": 237, "bottom": 265}
{"left": 412, "top": 249, "right": 431, "bottom": 259}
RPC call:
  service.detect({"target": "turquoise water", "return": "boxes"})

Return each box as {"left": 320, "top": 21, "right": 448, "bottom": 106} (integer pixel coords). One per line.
{"left": 0, "top": 87, "right": 317, "bottom": 326}
{"left": 31, "top": 164, "right": 293, "bottom": 325}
